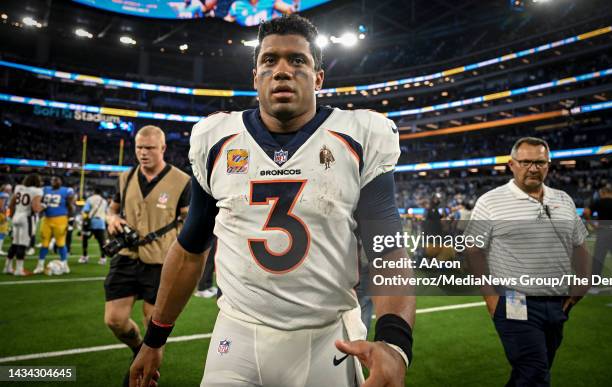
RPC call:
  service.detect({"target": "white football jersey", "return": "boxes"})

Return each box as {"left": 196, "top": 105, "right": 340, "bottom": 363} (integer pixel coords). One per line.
{"left": 13, "top": 185, "right": 43, "bottom": 218}
{"left": 190, "top": 107, "right": 399, "bottom": 330}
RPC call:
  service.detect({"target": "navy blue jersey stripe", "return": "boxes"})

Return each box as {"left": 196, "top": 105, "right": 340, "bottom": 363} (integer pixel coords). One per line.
{"left": 328, "top": 130, "right": 364, "bottom": 174}
{"left": 206, "top": 134, "right": 238, "bottom": 188}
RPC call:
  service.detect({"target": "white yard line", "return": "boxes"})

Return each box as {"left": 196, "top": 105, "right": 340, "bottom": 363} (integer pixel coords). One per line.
{"left": 415, "top": 301, "right": 485, "bottom": 314}
{"left": 0, "top": 334, "right": 213, "bottom": 363}
{"left": 0, "top": 277, "right": 105, "bottom": 286}
{"left": 0, "top": 302, "right": 486, "bottom": 363}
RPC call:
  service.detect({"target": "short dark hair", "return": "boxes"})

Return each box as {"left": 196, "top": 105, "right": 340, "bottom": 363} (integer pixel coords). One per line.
{"left": 23, "top": 173, "right": 42, "bottom": 187}
{"left": 511, "top": 137, "right": 550, "bottom": 160}
{"left": 94, "top": 187, "right": 102, "bottom": 195}
{"left": 254, "top": 14, "right": 323, "bottom": 71}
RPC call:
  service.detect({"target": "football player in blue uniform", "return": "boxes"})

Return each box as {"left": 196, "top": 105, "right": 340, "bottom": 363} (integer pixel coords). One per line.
{"left": 34, "top": 176, "right": 75, "bottom": 274}
{"left": 0, "top": 184, "right": 12, "bottom": 256}
{"left": 224, "top": 0, "right": 297, "bottom": 26}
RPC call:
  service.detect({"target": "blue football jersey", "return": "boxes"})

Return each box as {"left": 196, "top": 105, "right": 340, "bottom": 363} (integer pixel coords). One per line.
{"left": 228, "top": 0, "right": 276, "bottom": 26}
{"left": 42, "top": 186, "right": 74, "bottom": 217}
{"left": 0, "top": 192, "right": 9, "bottom": 212}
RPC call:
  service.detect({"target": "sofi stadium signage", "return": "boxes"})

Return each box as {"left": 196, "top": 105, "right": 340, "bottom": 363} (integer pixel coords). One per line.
{"left": 33, "top": 106, "right": 121, "bottom": 123}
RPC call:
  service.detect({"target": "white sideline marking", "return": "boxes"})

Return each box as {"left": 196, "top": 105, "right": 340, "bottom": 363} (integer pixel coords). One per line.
{"left": 0, "top": 302, "right": 486, "bottom": 363}
{"left": 0, "top": 334, "right": 213, "bottom": 363}
{"left": 0, "top": 277, "right": 106, "bottom": 286}
{"left": 416, "top": 301, "right": 486, "bottom": 314}
{"left": 370, "top": 301, "right": 486, "bottom": 319}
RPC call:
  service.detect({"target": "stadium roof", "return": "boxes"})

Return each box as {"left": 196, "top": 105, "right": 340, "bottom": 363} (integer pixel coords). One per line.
{"left": 1, "top": 0, "right": 610, "bottom": 87}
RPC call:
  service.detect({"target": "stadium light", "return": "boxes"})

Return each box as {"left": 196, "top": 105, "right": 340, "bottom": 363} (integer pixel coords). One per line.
{"left": 120, "top": 36, "right": 136, "bottom": 45}
{"left": 316, "top": 35, "right": 329, "bottom": 48}
{"left": 179, "top": 43, "right": 188, "bottom": 51}
{"left": 75, "top": 28, "right": 93, "bottom": 39}
{"left": 330, "top": 33, "right": 358, "bottom": 47}
{"left": 22, "top": 16, "right": 42, "bottom": 28}
{"left": 242, "top": 39, "right": 259, "bottom": 47}
{"left": 1, "top": 14, "right": 8, "bottom": 20}
{"left": 339, "top": 33, "right": 357, "bottom": 47}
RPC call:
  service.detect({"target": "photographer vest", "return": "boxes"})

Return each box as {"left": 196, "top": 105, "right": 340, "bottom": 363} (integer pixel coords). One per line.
{"left": 118, "top": 165, "right": 189, "bottom": 264}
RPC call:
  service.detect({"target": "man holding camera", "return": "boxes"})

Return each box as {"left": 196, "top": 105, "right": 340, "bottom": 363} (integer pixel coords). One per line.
{"left": 104, "top": 125, "right": 190, "bottom": 381}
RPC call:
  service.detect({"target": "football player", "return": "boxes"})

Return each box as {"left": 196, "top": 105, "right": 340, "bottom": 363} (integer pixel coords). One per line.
{"left": 170, "top": 0, "right": 218, "bottom": 18}
{"left": 34, "top": 176, "right": 75, "bottom": 274}
{"left": 79, "top": 187, "right": 109, "bottom": 265}
{"left": 4, "top": 174, "right": 43, "bottom": 276}
{"left": 224, "top": 0, "right": 297, "bottom": 26}
{"left": 131, "top": 14, "right": 415, "bottom": 387}
{"left": 0, "top": 184, "right": 12, "bottom": 256}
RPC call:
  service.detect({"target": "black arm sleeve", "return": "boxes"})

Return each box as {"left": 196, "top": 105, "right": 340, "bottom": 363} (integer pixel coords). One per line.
{"left": 355, "top": 171, "right": 403, "bottom": 261}
{"left": 175, "top": 180, "right": 192, "bottom": 218}
{"left": 177, "top": 181, "right": 192, "bottom": 208}
{"left": 177, "top": 177, "right": 218, "bottom": 254}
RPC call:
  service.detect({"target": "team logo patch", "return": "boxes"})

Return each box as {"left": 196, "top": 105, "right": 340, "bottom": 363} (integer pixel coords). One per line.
{"left": 217, "top": 338, "right": 231, "bottom": 355}
{"left": 274, "top": 149, "right": 289, "bottom": 166}
{"left": 157, "top": 192, "right": 169, "bottom": 209}
{"left": 319, "top": 145, "right": 335, "bottom": 170}
{"left": 158, "top": 193, "right": 169, "bottom": 204}
{"left": 227, "top": 149, "right": 249, "bottom": 174}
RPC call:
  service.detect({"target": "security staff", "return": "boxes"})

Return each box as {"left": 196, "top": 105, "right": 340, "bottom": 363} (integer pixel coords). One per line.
{"left": 104, "top": 125, "right": 190, "bottom": 384}
{"left": 466, "top": 137, "right": 590, "bottom": 386}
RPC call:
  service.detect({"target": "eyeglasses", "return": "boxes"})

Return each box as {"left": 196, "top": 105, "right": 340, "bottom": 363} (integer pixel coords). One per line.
{"left": 513, "top": 159, "right": 549, "bottom": 169}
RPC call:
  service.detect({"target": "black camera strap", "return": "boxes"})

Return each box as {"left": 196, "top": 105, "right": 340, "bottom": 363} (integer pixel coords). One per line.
{"left": 120, "top": 165, "right": 139, "bottom": 218}
{"left": 120, "top": 165, "right": 182, "bottom": 246}
{"left": 137, "top": 218, "right": 182, "bottom": 246}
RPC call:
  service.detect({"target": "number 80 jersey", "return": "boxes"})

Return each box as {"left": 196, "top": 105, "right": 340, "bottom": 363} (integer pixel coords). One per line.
{"left": 189, "top": 106, "right": 400, "bottom": 330}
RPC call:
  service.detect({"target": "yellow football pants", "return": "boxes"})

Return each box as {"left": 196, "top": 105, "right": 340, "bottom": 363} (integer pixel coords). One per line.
{"left": 40, "top": 216, "right": 68, "bottom": 248}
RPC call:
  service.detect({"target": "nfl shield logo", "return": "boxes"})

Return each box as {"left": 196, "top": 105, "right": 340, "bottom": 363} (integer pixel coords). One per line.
{"left": 158, "top": 193, "right": 169, "bottom": 204}
{"left": 274, "top": 149, "right": 289, "bottom": 166}
{"left": 218, "top": 339, "right": 231, "bottom": 355}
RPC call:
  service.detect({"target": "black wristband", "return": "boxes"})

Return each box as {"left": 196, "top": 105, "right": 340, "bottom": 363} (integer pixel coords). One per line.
{"left": 143, "top": 319, "right": 174, "bottom": 348}
{"left": 374, "top": 314, "right": 413, "bottom": 366}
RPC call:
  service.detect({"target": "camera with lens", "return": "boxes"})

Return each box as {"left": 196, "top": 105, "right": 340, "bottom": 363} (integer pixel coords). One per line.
{"left": 103, "top": 224, "right": 140, "bottom": 257}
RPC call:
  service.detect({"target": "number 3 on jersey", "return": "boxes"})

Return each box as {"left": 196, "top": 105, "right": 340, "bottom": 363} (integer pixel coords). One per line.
{"left": 248, "top": 180, "right": 311, "bottom": 274}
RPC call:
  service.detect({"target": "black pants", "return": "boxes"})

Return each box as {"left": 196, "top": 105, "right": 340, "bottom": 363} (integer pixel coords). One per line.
{"left": 83, "top": 229, "right": 107, "bottom": 257}
{"left": 104, "top": 255, "right": 162, "bottom": 304}
{"left": 493, "top": 296, "right": 568, "bottom": 387}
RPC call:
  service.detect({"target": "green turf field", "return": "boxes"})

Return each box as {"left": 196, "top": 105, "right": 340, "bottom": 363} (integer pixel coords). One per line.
{"left": 1, "top": 237, "right": 611, "bottom": 386}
